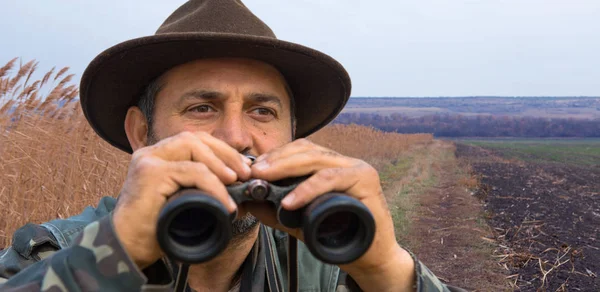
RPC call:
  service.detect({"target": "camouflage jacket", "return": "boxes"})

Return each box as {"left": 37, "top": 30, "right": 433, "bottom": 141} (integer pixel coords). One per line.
{"left": 0, "top": 197, "right": 459, "bottom": 292}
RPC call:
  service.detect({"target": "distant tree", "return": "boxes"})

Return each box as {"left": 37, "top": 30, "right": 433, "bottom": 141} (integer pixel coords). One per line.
{"left": 334, "top": 113, "right": 600, "bottom": 137}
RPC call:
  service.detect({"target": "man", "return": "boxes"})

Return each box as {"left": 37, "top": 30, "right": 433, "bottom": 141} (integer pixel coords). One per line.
{"left": 0, "top": 1, "right": 461, "bottom": 291}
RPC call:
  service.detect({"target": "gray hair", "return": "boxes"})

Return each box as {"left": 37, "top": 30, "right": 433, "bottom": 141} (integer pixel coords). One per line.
{"left": 137, "top": 78, "right": 163, "bottom": 138}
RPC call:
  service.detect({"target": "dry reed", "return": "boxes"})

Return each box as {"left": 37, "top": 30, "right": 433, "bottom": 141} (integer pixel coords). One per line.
{"left": 0, "top": 58, "right": 433, "bottom": 248}
{"left": 0, "top": 59, "right": 130, "bottom": 247}
{"left": 309, "top": 124, "right": 432, "bottom": 170}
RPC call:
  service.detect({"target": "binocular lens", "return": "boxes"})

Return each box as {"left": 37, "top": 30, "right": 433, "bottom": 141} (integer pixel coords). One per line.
{"left": 157, "top": 190, "right": 233, "bottom": 264}
{"left": 168, "top": 209, "right": 217, "bottom": 246}
{"left": 303, "top": 193, "right": 375, "bottom": 264}
{"left": 316, "top": 211, "right": 359, "bottom": 248}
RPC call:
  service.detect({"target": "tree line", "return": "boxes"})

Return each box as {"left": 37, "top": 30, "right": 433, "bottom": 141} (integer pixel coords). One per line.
{"left": 334, "top": 113, "right": 600, "bottom": 137}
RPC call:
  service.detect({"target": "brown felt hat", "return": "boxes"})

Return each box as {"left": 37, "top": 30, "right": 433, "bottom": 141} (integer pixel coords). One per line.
{"left": 80, "top": 0, "right": 351, "bottom": 153}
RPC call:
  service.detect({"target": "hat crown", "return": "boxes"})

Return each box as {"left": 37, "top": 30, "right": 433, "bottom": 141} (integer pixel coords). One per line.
{"left": 156, "top": 0, "right": 276, "bottom": 38}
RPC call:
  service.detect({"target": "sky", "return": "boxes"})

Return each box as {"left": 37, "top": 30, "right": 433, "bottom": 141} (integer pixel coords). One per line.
{"left": 1, "top": 0, "right": 599, "bottom": 97}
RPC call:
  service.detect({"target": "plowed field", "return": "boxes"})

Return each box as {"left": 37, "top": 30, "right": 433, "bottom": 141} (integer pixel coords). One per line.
{"left": 457, "top": 142, "right": 600, "bottom": 291}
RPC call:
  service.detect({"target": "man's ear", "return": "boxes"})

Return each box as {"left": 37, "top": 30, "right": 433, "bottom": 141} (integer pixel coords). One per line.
{"left": 124, "top": 106, "right": 148, "bottom": 151}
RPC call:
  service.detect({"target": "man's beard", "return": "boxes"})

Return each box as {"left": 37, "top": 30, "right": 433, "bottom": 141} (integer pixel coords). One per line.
{"left": 147, "top": 129, "right": 259, "bottom": 238}
{"left": 231, "top": 213, "right": 259, "bottom": 236}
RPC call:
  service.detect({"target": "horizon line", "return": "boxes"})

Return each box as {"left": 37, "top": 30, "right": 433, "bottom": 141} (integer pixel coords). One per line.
{"left": 349, "top": 96, "right": 600, "bottom": 98}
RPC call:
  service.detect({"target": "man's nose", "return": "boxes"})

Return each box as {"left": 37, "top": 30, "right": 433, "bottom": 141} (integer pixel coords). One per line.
{"left": 211, "top": 113, "right": 253, "bottom": 153}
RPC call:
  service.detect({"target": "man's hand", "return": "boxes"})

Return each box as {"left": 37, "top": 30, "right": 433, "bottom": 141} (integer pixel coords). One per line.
{"left": 112, "top": 132, "right": 251, "bottom": 269}
{"left": 248, "top": 138, "right": 416, "bottom": 292}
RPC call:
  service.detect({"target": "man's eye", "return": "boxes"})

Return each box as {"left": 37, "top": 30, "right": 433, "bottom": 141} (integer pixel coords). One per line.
{"left": 190, "top": 105, "right": 214, "bottom": 113}
{"left": 252, "top": 108, "right": 275, "bottom": 116}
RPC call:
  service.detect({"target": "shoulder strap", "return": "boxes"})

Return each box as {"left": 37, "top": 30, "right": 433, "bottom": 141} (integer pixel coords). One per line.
{"left": 261, "top": 225, "right": 282, "bottom": 292}
{"left": 174, "top": 263, "right": 190, "bottom": 292}
{"left": 287, "top": 236, "right": 298, "bottom": 292}
{"left": 261, "top": 225, "right": 299, "bottom": 292}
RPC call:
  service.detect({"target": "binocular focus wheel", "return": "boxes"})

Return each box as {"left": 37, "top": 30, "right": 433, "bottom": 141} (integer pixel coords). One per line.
{"left": 302, "top": 194, "right": 376, "bottom": 265}
{"left": 157, "top": 190, "right": 233, "bottom": 264}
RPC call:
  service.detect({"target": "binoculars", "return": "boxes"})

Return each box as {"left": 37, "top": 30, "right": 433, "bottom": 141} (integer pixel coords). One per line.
{"left": 156, "top": 175, "right": 375, "bottom": 265}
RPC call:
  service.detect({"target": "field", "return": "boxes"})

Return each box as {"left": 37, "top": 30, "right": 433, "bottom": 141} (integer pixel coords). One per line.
{"left": 457, "top": 139, "right": 600, "bottom": 291}
{"left": 458, "top": 138, "right": 600, "bottom": 167}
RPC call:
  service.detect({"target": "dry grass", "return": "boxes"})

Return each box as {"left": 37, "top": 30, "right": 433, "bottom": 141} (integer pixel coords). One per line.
{"left": 1, "top": 59, "right": 130, "bottom": 247}
{"left": 0, "top": 59, "right": 433, "bottom": 248}
{"left": 308, "top": 124, "right": 433, "bottom": 170}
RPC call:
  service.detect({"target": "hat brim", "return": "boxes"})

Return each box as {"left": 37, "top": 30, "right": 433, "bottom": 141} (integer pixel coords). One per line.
{"left": 80, "top": 32, "right": 351, "bottom": 153}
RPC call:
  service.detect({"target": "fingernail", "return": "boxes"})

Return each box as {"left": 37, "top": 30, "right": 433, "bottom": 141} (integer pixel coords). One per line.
{"left": 241, "top": 154, "right": 253, "bottom": 164}
{"left": 255, "top": 154, "right": 267, "bottom": 163}
{"left": 253, "top": 161, "right": 269, "bottom": 171}
{"left": 242, "top": 163, "right": 252, "bottom": 174}
{"left": 226, "top": 167, "right": 237, "bottom": 178}
{"left": 282, "top": 192, "right": 296, "bottom": 207}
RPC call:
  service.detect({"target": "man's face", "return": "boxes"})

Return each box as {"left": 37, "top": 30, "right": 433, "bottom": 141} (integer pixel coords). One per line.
{"left": 150, "top": 58, "right": 294, "bottom": 152}
{"left": 135, "top": 58, "right": 294, "bottom": 237}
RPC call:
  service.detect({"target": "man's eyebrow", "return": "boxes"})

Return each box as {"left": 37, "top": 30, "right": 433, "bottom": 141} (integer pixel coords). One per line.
{"left": 178, "top": 89, "right": 224, "bottom": 103}
{"left": 246, "top": 92, "right": 283, "bottom": 109}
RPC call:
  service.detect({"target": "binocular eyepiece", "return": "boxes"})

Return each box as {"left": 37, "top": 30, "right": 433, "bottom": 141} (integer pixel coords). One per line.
{"left": 156, "top": 178, "right": 375, "bottom": 265}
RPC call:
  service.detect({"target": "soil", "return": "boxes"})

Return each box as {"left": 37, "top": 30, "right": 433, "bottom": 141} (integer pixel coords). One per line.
{"left": 456, "top": 144, "right": 600, "bottom": 291}
{"left": 404, "top": 141, "right": 509, "bottom": 291}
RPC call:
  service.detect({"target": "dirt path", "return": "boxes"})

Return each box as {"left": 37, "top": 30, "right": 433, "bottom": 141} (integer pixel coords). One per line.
{"left": 386, "top": 140, "right": 508, "bottom": 291}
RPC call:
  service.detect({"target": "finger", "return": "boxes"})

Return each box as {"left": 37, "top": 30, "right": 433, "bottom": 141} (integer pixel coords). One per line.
{"left": 165, "top": 161, "right": 237, "bottom": 213}
{"left": 144, "top": 131, "right": 209, "bottom": 161}
{"left": 193, "top": 132, "right": 253, "bottom": 179}
{"left": 243, "top": 202, "right": 303, "bottom": 240}
{"left": 143, "top": 132, "right": 250, "bottom": 182}
{"left": 252, "top": 149, "right": 355, "bottom": 181}
{"left": 281, "top": 167, "right": 363, "bottom": 210}
{"left": 254, "top": 138, "right": 321, "bottom": 163}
